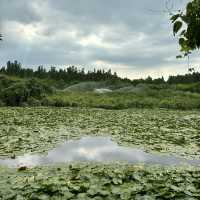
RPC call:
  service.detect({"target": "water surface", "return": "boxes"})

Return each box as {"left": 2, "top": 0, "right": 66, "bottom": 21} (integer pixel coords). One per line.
{"left": 0, "top": 136, "right": 200, "bottom": 168}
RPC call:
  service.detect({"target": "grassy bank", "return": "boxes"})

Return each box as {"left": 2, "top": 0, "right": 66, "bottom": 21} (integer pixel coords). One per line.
{"left": 46, "top": 89, "right": 200, "bottom": 110}
{"left": 1, "top": 74, "right": 200, "bottom": 110}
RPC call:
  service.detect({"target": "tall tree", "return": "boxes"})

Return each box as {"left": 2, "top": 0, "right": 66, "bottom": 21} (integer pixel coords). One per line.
{"left": 171, "top": 0, "right": 200, "bottom": 57}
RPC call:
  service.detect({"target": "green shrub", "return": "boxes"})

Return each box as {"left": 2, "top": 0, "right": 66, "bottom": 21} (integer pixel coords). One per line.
{"left": 159, "top": 98, "right": 199, "bottom": 110}
{"left": 0, "top": 78, "right": 52, "bottom": 106}
{"left": 53, "top": 99, "right": 68, "bottom": 107}
{"left": 159, "top": 99, "right": 172, "bottom": 109}
{"left": 41, "top": 98, "right": 54, "bottom": 106}
{"left": 95, "top": 104, "right": 116, "bottom": 109}
{"left": 0, "top": 100, "right": 5, "bottom": 107}
{"left": 1, "top": 82, "right": 30, "bottom": 106}
{"left": 176, "top": 83, "right": 200, "bottom": 93}
{"left": 27, "top": 97, "right": 41, "bottom": 106}
{"left": 20, "top": 102, "right": 29, "bottom": 107}
{"left": 71, "top": 102, "right": 78, "bottom": 107}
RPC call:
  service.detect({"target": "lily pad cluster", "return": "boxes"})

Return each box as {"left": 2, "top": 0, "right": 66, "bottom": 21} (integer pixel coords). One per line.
{"left": 0, "top": 164, "right": 199, "bottom": 199}
{"left": 0, "top": 107, "right": 200, "bottom": 199}
{"left": 0, "top": 107, "right": 200, "bottom": 159}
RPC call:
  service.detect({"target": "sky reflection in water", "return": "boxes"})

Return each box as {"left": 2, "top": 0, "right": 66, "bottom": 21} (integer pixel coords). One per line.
{"left": 0, "top": 136, "right": 200, "bottom": 168}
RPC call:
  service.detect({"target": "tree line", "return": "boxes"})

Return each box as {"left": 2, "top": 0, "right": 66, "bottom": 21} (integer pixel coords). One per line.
{"left": 0, "top": 61, "right": 121, "bottom": 83}
{"left": 0, "top": 60, "right": 199, "bottom": 85}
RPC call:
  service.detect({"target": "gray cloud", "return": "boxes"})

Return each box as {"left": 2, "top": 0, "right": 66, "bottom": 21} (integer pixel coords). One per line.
{"left": 0, "top": 0, "right": 195, "bottom": 79}
{"left": 0, "top": 0, "right": 42, "bottom": 24}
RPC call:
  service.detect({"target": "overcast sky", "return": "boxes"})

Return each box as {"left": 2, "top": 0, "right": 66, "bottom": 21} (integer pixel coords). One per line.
{"left": 0, "top": 0, "right": 198, "bottom": 79}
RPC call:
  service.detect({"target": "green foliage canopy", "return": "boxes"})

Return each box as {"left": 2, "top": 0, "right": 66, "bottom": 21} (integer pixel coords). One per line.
{"left": 0, "top": 77, "right": 52, "bottom": 106}
{"left": 171, "top": 0, "right": 200, "bottom": 57}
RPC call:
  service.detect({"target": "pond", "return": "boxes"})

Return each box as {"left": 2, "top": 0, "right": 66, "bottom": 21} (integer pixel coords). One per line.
{"left": 0, "top": 136, "right": 200, "bottom": 168}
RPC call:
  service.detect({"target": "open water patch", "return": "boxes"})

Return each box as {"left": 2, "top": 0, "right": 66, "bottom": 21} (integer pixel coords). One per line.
{"left": 0, "top": 136, "right": 200, "bottom": 168}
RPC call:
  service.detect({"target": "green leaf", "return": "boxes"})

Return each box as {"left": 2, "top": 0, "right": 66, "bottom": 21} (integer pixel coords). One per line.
{"left": 180, "top": 30, "right": 186, "bottom": 36}
{"left": 87, "top": 185, "right": 99, "bottom": 196}
{"left": 170, "top": 14, "right": 180, "bottom": 23}
{"left": 179, "top": 38, "right": 186, "bottom": 46}
{"left": 176, "top": 55, "right": 182, "bottom": 59}
{"left": 170, "top": 185, "right": 181, "bottom": 192}
{"left": 173, "top": 21, "right": 183, "bottom": 36}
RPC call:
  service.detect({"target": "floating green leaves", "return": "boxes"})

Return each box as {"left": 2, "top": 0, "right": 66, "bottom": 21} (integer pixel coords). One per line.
{"left": 0, "top": 107, "right": 200, "bottom": 159}
{"left": 0, "top": 164, "right": 200, "bottom": 199}
{"left": 0, "top": 107, "right": 200, "bottom": 199}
